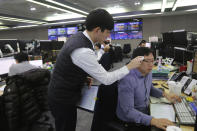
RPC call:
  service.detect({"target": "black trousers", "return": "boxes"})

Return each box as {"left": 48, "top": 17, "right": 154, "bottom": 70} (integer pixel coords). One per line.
{"left": 49, "top": 100, "right": 77, "bottom": 131}
{"left": 127, "top": 124, "right": 151, "bottom": 131}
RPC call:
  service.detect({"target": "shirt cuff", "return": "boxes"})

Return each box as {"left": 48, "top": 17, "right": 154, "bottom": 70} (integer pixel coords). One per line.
{"left": 122, "top": 66, "right": 130, "bottom": 74}
{"left": 142, "top": 115, "right": 153, "bottom": 126}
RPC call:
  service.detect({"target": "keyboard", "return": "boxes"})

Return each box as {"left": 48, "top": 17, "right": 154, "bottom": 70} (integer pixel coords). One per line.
{"left": 173, "top": 97, "right": 196, "bottom": 125}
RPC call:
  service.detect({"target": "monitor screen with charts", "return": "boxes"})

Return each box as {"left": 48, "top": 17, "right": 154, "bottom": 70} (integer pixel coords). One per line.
{"left": 77, "top": 85, "right": 98, "bottom": 112}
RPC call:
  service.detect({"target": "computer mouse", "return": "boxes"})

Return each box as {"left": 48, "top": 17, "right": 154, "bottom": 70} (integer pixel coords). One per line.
{"left": 166, "top": 126, "right": 182, "bottom": 131}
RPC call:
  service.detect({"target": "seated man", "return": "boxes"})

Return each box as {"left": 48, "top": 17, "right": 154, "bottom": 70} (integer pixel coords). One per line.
{"left": 116, "top": 47, "right": 181, "bottom": 131}
{"left": 9, "top": 52, "right": 37, "bottom": 76}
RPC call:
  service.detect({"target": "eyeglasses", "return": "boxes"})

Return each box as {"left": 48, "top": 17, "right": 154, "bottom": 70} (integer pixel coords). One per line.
{"left": 143, "top": 59, "right": 154, "bottom": 64}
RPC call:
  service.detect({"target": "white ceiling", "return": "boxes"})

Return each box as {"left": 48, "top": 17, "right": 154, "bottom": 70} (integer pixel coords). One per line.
{"left": 0, "top": 0, "right": 196, "bottom": 29}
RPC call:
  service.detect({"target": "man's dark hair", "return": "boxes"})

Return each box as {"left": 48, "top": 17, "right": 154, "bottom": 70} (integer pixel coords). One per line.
{"left": 85, "top": 9, "right": 114, "bottom": 32}
{"left": 95, "top": 43, "right": 101, "bottom": 49}
{"left": 14, "top": 52, "right": 29, "bottom": 63}
{"left": 139, "top": 40, "right": 146, "bottom": 46}
{"left": 132, "top": 47, "right": 153, "bottom": 59}
{"left": 103, "top": 40, "right": 110, "bottom": 45}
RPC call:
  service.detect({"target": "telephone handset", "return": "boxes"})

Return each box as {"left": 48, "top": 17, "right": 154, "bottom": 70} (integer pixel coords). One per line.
{"left": 168, "top": 72, "right": 187, "bottom": 82}
{"left": 184, "top": 79, "right": 197, "bottom": 95}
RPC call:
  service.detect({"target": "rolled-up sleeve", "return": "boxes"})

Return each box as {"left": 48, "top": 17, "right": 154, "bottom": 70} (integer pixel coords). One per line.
{"left": 117, "top": 77, "right": 152, "bottom": 126}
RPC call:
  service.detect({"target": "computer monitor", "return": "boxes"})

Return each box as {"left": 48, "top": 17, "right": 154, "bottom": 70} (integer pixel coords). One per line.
{"left": 146, "top": 43, "right": 151, "bottom": 48}
{"left": 29, "top": 60, "right": 43, "bottom": 68}
{"left": 173, "top": 31, "right": 187, "bottom": 47}
{"left": 0, "top": 57, "right": 16, "bottom": 75}
{"left": 57, "top": 28, "right": 66, "bottom": 35}
{"left": 191, "top": 33, "right": 197, "bottom": 46}
{"left": 67, "top": 27, "right": 78, "bottom": 35}
{"left": 114, "top": 23, "right": 127, "bottom": 31}
{"left": 162, "top": 32, "right": 173, "bottom": 45}
{"left": 48, "top": 29, "right": 57, "bottom": 36}
{"left": 114, "top": 32, "right": 128, "bottom": 40}
{"left": 48, "top": 36, "right": 58, "bottom": 41}
{"left": 128, "top": 31, "right": 142, "bottom": 39}
{"left": 127, "top": 21, "right": 142, "bottom": 31}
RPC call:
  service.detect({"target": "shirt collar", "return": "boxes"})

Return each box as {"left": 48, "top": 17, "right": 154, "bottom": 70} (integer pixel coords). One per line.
{"left": 83, "top": 30, "right": 95, "bottom": 49}
{"left": 133, "top": 68, "right": 145, "bottom": 78}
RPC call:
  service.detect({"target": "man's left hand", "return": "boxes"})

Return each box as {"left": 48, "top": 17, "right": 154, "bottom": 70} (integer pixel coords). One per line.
{"left": 163, "top": 92, "right": 181, "bottom": 104}
{"left": 86, "top": 76, "right": 93, "bottom": 88}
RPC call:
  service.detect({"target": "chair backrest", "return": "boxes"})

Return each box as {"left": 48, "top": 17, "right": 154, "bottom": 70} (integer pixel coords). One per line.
{"left": 91, "top": 82, "right": 127, "bottom": 131}
{"left": 123, "top": 44, "right": 131, "bottom": 54}
{"left": 3, "top": 68, "right": 50, "bottom": 131}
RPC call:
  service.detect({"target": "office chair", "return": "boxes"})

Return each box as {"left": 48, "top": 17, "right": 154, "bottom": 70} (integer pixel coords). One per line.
{"left": 123, "top": 44, "right": 131, "bottom": 58}
{"left": 3, "top": 68, "right": 54, "bottom": 131}
{"left": 91, "top": 82, "right": 128, "bottom": 131}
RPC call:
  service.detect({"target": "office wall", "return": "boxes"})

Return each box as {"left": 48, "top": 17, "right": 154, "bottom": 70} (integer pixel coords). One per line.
{"left": 0, "top": 13, "right": 197, "bottom": 51}
{"left": 0, "top": 27, "right": 48, "bottom": 40}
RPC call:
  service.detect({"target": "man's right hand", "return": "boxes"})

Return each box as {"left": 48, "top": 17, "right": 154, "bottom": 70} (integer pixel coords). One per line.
{"left": 126, "top": 56, "right": 144, "bottom": 70}
{"left": 151, "top": 118, "right": 174, "bottom": 130}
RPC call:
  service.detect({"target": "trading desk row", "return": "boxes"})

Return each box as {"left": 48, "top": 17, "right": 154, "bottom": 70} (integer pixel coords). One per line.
{"left": 153, "top": 80, "right": 194, "bottom": 131}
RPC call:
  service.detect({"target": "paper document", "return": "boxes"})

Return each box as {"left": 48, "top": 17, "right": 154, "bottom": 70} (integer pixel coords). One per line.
{"left": 0, "top": 85, "right": 6, "bottom": 91}
{"left": 77, "top": 85, "right": 98, "bottom": 112}
{"left": 150, "top": 103, "right": 175, "bottom": 122}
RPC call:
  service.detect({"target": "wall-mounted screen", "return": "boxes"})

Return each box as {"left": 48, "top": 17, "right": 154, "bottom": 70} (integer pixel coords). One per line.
{"left": 127, "top": 22, "right": 142, "bottom": 31}
{"left": 67, "top": 27, "right": 78, "bottom": 35}
{"left": 48, "top": 36, "right": 58, "bottom": 41}
{"left": 110, "top": 33, "right": 115, "bottom": 40}
{"left": 114, "top": 23, "right": 128, "bottom": 31}
{"left": 57, "top": 28, "right": 66, "bottom": 35}
{"left": 48, "top": 29, "right": 57, "bottom": 36}
{"left": 115, "top": 32, "right": 128, "bottom": 40}
{"left": 128, "top": 31, "right": 142, "bottom": 39}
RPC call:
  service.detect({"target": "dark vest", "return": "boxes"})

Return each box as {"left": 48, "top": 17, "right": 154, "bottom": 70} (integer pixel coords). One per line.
{"left": 48, "top": 32, "right": 94, "bottom": 105}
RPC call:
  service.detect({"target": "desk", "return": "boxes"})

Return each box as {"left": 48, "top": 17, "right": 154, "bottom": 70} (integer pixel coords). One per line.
{"left": 153, "top": 80, "right": 194, "bottom": 131}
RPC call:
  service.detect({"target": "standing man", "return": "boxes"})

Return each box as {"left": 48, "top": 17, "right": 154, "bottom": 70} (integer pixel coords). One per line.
{"left": 48, "top": 8, "right": 143, "bottom": 131}
{"left": 116, "top": 47, "right": 181, "bottom": 131}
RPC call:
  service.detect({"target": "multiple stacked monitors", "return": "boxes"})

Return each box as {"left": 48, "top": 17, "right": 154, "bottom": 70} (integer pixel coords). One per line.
{"left": 48, "top": 27, "right": 78, "bottom": 41}
{"left": 111, "top": 20, "right": 143, "bottom": 40}
{"left": 162, "top": 31, "right": 187, "bottom": 47}
{"left": 48, "top": 19, "right": 143, "bottom": 40}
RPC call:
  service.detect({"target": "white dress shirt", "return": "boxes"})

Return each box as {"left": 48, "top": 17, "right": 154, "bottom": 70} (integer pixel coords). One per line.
{"left": 70, "top": 30, "right": 129, "bottom": 85}
{"left": 95, "top": 49, "right": 104, "bottom": 60}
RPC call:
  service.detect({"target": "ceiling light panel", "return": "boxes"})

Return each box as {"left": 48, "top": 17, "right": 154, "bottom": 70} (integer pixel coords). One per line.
{"left": 45, "top": 0, "right": 88, "bottom": 15}
{"left": 26, "top": 0, "right": 74, "bottom": 14}
{"left": 106, "top": 6, "right": 127, "bottom": 14}
{"left": 142, "top": 1, "right": 173, "bottom": 11}
{"left": 45, "top": 13, "right": 84, "bottom": 21}
{"left": 161, "top": 0, "right": 167, "bottom": 12}
{"left": 0, "top": 16, "right": 46, "bottom": 24}
{"left": 177, "top": 0, "right": 197, "bottom": 7}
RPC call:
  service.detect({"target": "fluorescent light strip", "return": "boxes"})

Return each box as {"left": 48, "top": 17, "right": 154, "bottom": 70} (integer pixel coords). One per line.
{"left": 27, "top": 0, "right": 76, "bottom": 14}
{"left": 44, "top": 19, "right": 85, "bottom": 26}
{"left": 0, "top": 16, "right": 46, "bottom": 24}
{"left": 172, "top": 0, "right": 178, "bottom": 11}
{"left": 113, "top": 13, "right": 162, "bottom": 19}
{"left": 13, "top": 25, "right": 38, "bottom": 28}
{"left": 186, "top": 9, "right": 197, "bottom": 12}
{"left": 45, "top": 0, "right": 88, "bottom": 15}
{"left": 161, "top": 0, "right": 167, "bottom": 12}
